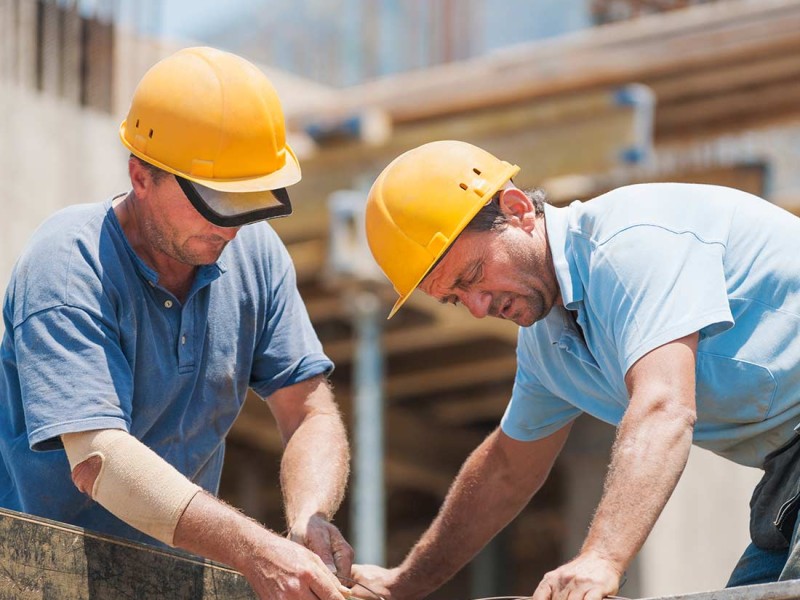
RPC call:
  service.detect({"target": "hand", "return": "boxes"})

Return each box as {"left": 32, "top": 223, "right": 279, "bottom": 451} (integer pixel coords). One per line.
{"left": 531, "top": 552, "right": 623, "bottom": 600}
{"left": 239, "top": 531, "right": 351, "bottom": 600}
{"left": 289, "top": 513, "right": 355, "bottom": 578}
{"left": 348, "top": 564, "right": 406, "bottom": 600}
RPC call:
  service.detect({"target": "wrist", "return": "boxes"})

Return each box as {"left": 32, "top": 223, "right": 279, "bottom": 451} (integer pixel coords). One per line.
{"left": 228, "top": 516, "right": 281, "bottom": 573}
{"left": 578, "top": 545, "right": 627, "bottom": 576}
{"left": 389, "top": 565, "right": 433, "bottom": 600}
{"left": 288, "top": 509, "right": 329, "bottom": 530}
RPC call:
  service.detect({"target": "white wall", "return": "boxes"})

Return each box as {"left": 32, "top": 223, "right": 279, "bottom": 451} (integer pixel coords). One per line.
{"left": 0, "top": 83, "right": 129, "bottom": 323}
{"left": 638, "top": 446, "right": 762, "bottom": 597}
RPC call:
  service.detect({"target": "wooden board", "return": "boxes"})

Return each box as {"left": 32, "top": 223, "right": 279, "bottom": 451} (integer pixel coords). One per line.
{"left": 0, "top": 508, "right": 256, "bottom": 600}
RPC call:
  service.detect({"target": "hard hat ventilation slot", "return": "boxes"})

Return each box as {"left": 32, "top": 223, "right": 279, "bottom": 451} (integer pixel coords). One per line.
{"left": 135, "top": 119, "right": 139, "bottom": 128}
{"left": 473, "top": 168, "right": 482, "bottom": 175}
{"left": 148, "top": 129, "right": 154, "bottom": 139}
{"left": 459, "top": 183, "right": 468, "bottom": 190}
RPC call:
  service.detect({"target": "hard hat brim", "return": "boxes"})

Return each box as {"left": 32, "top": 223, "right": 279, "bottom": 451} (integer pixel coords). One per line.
{"left": 176, "top": 176, "right": 292, "bottom": 227}
{"left": 119, "top": 122, "right": 302, "bottom": 193}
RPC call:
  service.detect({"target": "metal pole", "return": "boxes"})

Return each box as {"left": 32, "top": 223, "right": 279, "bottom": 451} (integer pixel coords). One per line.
{"left": 351, "top": 290, "right": 386, "bottom": 566}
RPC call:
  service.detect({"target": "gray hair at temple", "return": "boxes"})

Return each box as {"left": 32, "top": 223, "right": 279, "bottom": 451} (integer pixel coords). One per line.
{"left": 463, "top": 188, "right": 547, "bottom": 233}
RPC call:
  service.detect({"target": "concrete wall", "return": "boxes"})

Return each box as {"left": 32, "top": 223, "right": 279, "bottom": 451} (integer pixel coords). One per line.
{"left": 0, "top": 83, "right": 129, "bottom": 307}
{"left": 638, "top": 447, "right": 762, "bottom": 596}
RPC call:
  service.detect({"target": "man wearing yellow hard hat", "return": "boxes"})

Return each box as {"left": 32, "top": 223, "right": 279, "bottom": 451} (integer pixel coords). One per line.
{"left": 0, "top": 47, "right": 353, "bottom": 599}
{"left": 353, "top": 140, "right": 800, "bottom": 598}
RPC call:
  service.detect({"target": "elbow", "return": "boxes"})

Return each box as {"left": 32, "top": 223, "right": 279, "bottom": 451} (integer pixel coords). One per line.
{"left": 70, "top": 454, "right": 102, "bottom": 497}
{"left": 630, "top": 388, "right": 697, "bottom": 434}
{"left": 657, "top": 397, "right": 697, "bottom": 431}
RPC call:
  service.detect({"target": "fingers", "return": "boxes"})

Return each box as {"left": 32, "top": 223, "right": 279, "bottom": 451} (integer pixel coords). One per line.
{"left": 298, "top": 518, "right": 354, "bottom": 577}
{"left": 309, "top": 570, "right": 348, "bottom": 600}
{"left": 531, "top": 579, "right": 552, "bottom": 600}
{"left": 329, "top": 530, "right": 355, "bottom": 577}
{"left": 304, "top": 524, "right": 337, "bottom": 572}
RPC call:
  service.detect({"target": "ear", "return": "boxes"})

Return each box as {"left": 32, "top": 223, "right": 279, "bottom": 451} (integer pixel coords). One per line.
{"left": 498, "top": 187, "right": 537, "bottom": 232}
{"left": 128, "top": 157, "right": 154, "bottom": 199}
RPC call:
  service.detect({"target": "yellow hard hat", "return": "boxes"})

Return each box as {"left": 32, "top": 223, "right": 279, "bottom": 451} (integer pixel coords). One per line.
{"left": 366, "top": 140, "right": 520, "bottom": 318}
{"left": 119, "top": 46, "right": 301, "bottom": 226}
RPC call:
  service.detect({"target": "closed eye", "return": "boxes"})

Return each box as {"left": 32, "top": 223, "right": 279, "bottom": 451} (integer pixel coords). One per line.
{"left": 457, "top": 263, "right": 483, "bottom": 290}
{"left": 439, "top": 295, "right": 459, "bottom": 306}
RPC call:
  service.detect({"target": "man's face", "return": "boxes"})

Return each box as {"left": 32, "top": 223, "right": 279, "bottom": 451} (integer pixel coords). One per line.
{"left": 138, "top": 174, "right": 240, "bottom": 266}
{"left": 418, "top": 217, "right": 560, "bottom": 327}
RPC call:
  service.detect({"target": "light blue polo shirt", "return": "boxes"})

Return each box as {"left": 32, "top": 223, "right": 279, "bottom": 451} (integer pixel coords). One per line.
{"left": 0, "top": 198, "right": 332, "bottom": 544}
{"left": 501, "top": 183, "right": 800, "bottom": 468}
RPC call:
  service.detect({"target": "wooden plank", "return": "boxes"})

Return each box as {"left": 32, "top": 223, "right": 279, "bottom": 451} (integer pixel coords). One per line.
{"left": 386, "top": 355, "right": 517, "bottom": 400}
{"left": 429, "top": 392, "right": 512, "bottom": 426}
{"left": 323, "top": 324, "right": 516, "bottom": 365}
{"left": 0, "top": 507, "right": 256, "bottom": 599}
{"left": 647, "top": 51, "right": 800, "bottom": 103}
{"left": 656, "top": 78, "right": 800, "bottom": 137}
{"left": 290, "top": 0, "right": 800, "bottom": 125}
{"left": 227, "top": 395, "right": 461, "bottom": 496}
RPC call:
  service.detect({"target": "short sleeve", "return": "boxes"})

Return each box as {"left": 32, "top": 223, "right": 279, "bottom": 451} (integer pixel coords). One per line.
{"left": 15, "top": 305, "right": 132, "bottom": 451}
{"left": 249, "top": 242, "right": 333, "bottom": 398}
{"left": 501, "top": 329, "right": 582, "bottom": 441}
{"left": 587, "top": 225, "right": 733, "bottom": 374}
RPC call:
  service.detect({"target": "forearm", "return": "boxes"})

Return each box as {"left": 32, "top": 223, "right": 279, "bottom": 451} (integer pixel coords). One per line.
{"left": 174, "top": 491, "right": 278, "bottom": 573}
{"left": 395, "top": 430, "right": 556, "bottom": 599}
{"left": 581, "top": 399, "right": 695, "bottom": 571}
{"left": 280, "top": 402, "right": 349, "bottom": 527}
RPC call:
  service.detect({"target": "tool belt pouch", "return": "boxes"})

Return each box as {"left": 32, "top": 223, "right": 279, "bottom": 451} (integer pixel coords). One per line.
{"left": 750, "top": 433, "right": 800, "bottom": 550}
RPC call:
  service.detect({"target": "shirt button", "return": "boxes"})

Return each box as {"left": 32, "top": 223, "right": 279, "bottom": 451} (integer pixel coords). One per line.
{"left": 181, "top": 335, "right": 186, "bottom": 345}
{"left": 164, "top": 300, "right": 173, "bottom": 308}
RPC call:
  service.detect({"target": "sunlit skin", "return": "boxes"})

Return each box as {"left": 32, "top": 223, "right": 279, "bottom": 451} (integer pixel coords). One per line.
{"left": 419, "top": 185, "right": 562, "bottom": 327}
{"left": 114, "top": 157, "right": 240, "bottom": 301}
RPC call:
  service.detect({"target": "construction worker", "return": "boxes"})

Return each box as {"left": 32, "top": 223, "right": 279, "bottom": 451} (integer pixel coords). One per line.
{"left": 353, "top": 140, "right": 800, "bottom": 599}
{"left": 0, "top": 47, "right": 353, "bottom": 600}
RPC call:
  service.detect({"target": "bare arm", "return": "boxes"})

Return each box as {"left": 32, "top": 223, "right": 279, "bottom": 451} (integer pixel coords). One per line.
{"left": 353, "top": 423, "right": 572, "bottom": 600}
{"left": 67, "top": 435, "right": 349, "bottom": 600}
{"left": 533, "top": 332, "right": 698, "bottom": 600}
{"left": 267, "top": 375, "right": 353, "bottom": 575}
{"left": 174, "top": 491, "right": 348, "bottom": 599}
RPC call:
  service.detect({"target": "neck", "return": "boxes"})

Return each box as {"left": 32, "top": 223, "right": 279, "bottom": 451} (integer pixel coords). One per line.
{"left": 114, "top": 193, "right": 197, "bottom": 302}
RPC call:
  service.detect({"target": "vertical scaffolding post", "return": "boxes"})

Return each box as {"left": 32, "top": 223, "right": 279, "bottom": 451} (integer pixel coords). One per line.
{"left": 327, "top": 190, "right": 387, "bottom": 566}
{"left": 351, "top": 290, "right": 385, "bottom": 565}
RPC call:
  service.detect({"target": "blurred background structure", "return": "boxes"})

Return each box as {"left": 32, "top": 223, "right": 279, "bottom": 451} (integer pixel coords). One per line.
{"left": 5, "top": 0, "right": 800, "bottom": 597}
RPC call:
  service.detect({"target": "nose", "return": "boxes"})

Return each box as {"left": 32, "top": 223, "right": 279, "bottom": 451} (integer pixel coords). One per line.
{"left": 463, "top": 290, "right": 491, "bottom": 319}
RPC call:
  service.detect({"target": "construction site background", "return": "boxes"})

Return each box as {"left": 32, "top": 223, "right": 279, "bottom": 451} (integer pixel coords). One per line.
{"left": 3, "top": 0, "right": 800, "bottom": 597}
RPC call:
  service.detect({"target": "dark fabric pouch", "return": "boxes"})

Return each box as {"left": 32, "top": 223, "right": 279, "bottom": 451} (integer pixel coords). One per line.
{"left": 750, "top": 433, "right": 800, "bottom": 550}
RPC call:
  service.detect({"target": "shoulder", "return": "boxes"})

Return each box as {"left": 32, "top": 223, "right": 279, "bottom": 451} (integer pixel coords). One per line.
{"left": 22, "top": 202, "right": 110, "bottom": 261}
{"left": 6, "top": 202, "right": 117, "bottom": 324}
{"left": 568, "top": 183, "right": 754, "bottom": 249}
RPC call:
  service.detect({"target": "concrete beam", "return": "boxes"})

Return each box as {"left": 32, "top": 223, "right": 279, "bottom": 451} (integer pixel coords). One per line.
{"left": 640, "top": 580, "right": 800, "bottom": 600}
{"left": 0, "top": 508, "right": 256, "bottom": 599}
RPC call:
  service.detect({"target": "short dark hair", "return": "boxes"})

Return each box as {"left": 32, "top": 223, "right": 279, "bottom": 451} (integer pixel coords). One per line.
{"left": 463, "top": 187, "right": 547, "bottom": 233}
{"left": 129, "top": 154, "right": 168, "bottom": 183}
{"left": 428, "top": 187, "right": 548, "bottom": 275}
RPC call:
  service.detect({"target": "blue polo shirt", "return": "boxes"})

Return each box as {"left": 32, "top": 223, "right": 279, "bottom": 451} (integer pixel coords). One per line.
{"left": 501, "top": 183, "right": 800, "bottom": 468}
{"left": 0, "top": 198, "right": 332, "bottom": 544}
